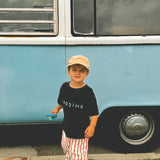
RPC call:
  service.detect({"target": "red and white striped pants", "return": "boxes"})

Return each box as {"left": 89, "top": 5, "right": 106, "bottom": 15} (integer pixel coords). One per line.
{"left": 61, "top": 130, "right": 89, "bottom": 160}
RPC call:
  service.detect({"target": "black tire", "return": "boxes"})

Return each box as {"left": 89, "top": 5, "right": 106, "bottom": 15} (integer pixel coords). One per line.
{"left": 95, "top": 107, "right": 160, "bottom": 153}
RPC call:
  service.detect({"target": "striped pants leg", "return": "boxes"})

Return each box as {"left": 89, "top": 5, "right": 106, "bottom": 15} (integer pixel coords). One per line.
{"left": 61, "top": 130, "right": 89, "bottom": 160}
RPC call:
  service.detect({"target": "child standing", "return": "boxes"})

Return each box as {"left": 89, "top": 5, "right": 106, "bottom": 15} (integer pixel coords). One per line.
{"left": 51, "top": 55, "right": 99, "bottom": 160}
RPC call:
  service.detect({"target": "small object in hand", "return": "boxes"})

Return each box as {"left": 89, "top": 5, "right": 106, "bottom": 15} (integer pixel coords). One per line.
{"left": 46, "top": 113, "right": 56, "bottom": 120}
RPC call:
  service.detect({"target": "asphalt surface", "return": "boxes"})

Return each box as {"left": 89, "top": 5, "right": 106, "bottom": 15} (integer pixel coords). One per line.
{"left": 1, "top": 152, "right": 160, "bottom": 160}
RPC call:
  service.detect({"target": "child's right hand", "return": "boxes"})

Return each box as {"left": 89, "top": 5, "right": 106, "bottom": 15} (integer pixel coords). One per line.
{"left": 51, "top": 104, "right": 63, "bottom": 117}
{"left": 51, "top": 108, "right": 59, "bottom": 117}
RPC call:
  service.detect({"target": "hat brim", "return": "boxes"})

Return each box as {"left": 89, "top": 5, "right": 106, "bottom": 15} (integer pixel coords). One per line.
{"left": 67, "top": 63, "right": 89, "bottom": 70}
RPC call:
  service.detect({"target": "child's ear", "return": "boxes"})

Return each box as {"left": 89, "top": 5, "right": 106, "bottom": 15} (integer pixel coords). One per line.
{"left": 68, "top": 69, "right": 70, "bottom": 75}
{"left": 86, "top": 71, "right": 89, "bottom": 76}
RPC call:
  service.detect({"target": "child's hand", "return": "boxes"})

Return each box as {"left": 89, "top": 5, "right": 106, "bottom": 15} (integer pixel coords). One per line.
{"left": 51, "top": 108, "right": 59, "bottom": 117}
{"left": 51, "top": 104, "right": 63, "bottom": 117}
{"left": 84, "top": 115, "right": 98, "bottom": 138}
{"left": 84, "top": 125, "right": 95, "bottom": 138}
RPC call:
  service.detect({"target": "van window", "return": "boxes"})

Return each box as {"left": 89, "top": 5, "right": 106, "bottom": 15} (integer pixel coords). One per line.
{"left": 72, "top": 0, "right": 160, "bottom": 36}
{"left": 72, "top": 0, "right": 94, "bottom": 35}
{"left": 0, "top": 0, "right": 58, "bottom": 36}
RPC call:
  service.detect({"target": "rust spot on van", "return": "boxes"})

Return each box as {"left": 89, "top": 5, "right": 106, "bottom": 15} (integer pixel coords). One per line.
{"left": 92, "top": 36, "right": 99, "bottom": 38}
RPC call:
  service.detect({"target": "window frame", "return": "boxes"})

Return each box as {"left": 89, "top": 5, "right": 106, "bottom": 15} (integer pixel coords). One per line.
{"left": 0, "top": 0, "right": 58, "bottom": 36}
{"left": 71, "top": 0, "right": 160, "bottom": 37}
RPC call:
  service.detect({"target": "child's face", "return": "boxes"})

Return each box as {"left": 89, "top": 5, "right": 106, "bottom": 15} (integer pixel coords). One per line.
{"left": 68, "top": 64, "right": 89, "bottom": 84}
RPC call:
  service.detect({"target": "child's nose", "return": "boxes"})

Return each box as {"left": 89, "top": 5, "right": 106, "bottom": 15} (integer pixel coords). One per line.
{"left": 76, "top": 71, "right": 80, "bottom": 74}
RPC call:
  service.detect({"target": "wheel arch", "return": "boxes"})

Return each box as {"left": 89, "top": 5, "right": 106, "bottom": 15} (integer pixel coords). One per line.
{"left": 95, "top": 105, "right": 160, "bottom": 152}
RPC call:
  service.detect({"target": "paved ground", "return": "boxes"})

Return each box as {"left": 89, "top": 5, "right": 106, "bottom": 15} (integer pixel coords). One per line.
{"left": 0, "top": 146, "right": 160, "bottom": 160}
{"left": 1, "top": 153, "right": 160, "bottom": 160}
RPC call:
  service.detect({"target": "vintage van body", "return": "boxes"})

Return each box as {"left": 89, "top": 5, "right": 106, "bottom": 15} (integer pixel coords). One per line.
{"left": 0, "top": 0, "right": 160, "bottom": 152}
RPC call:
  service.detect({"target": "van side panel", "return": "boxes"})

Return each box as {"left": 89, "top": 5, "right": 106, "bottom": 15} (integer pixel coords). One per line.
{"left": 66, "top": 45, "right": 160, "bottom": 114}
{"left": 0, "top": 45, "right": 65, "bottom": 123}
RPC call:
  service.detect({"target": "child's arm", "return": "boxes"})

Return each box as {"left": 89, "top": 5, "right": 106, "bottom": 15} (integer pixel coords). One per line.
{"left": 51, "top": 104, "right": 63, "bottom": 116}
{"left": 84, "top": 115, "right": 98, "bottom": 138}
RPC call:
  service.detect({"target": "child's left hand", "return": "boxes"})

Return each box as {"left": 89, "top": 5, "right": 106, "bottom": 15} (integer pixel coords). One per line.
{"left": 84, "top": 125, "right": 95, "bottom": 138}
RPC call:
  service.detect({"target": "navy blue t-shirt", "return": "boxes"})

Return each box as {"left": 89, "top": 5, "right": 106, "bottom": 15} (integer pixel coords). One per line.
{"left": 58, "top": 82, "right": 99, "bottom": 139}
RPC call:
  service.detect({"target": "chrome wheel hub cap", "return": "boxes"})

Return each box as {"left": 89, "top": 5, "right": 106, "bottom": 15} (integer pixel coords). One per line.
{"left": 119, "top": 113, "right": 155, "bottom": 145}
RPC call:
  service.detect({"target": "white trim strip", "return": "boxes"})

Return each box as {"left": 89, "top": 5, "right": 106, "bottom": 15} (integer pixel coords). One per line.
{"left": 0, "top": 8, "right": 55, "bottom": 11}
{"left": 0, "top": 37, "right": 65, "bottom": 45}
{"left": 0, "top": 36, "right": 160, "bottom": 45}
{"left": 54, "top": 0, "right": 57, "bottom": 10}
{"left": 54, "top": 0, "right": 58, "bottom": 33}
{"left": 66, "top": 36, "right": 160, "bottom": 45}
{"left": 0, "top": 32, "right": 56, "bottom": 35}
{"left": 0, "top": 20, "right": 55, "bottom": 23}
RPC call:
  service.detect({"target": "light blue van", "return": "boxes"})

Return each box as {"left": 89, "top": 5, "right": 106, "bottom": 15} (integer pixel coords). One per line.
{"left": 0, "top": 0, "right": 160, "bottom": 152}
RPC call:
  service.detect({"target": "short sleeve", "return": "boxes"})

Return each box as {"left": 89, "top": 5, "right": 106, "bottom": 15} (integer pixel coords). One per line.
{"left": 87, "top": 89, "right": 99, "bottom": 116}
{"left": 57, "top": 84, "right": 64, "bottom": 105}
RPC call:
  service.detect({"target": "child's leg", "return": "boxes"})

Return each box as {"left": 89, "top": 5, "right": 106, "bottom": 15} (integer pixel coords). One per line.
{"left": 69, "top": 138, "right": 89, "bottom": 160}
{"left": 61, "top": 130, "right": 70, "bottom": 156}
{"left": 61, "top": 130, "right": 89, "bottom": 160}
